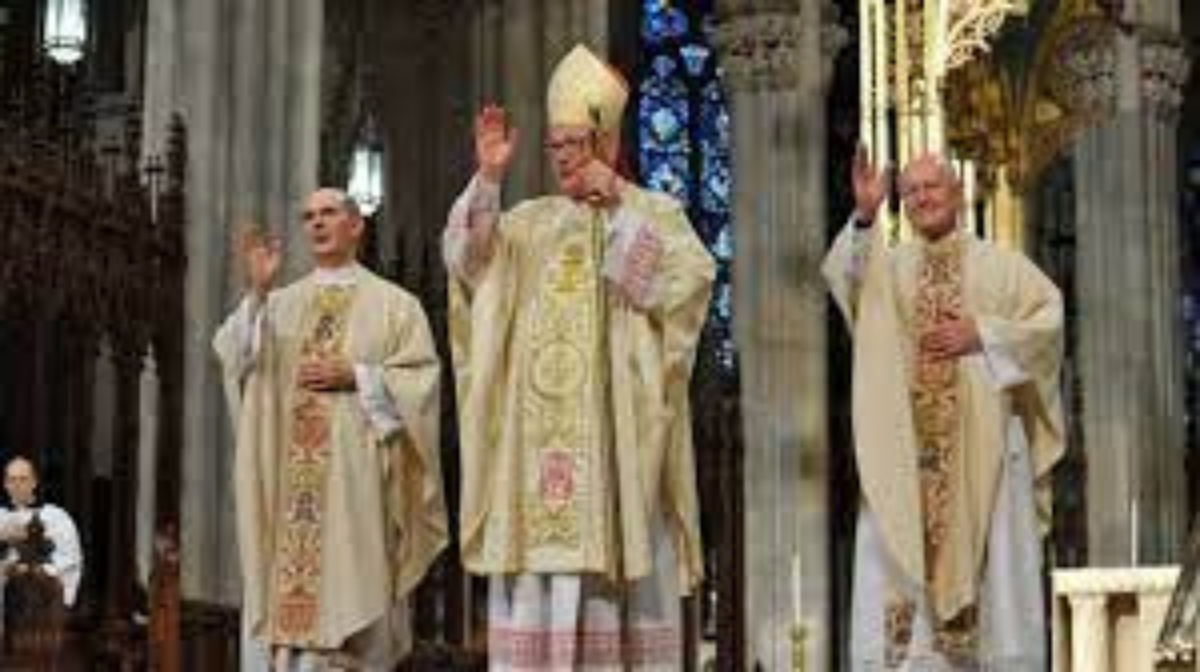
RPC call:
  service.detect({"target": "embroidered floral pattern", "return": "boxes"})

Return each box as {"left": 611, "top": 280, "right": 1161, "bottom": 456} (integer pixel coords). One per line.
{"left": 909, "top": 239, "right": 979, "bottom": 663}
{"left": 269, "top": 285, "right": 354, "bottom": 646}
{"left": 911, "top": 242, "right": 964, "bottom": 563}
{"left": 934, "top": 605, "right": 980, "bottom": 666}
{"left": 489, "top": 624, "right": 680, "bottom": 668}
{"left": 539, "top": 449, "right": 577, "bottom": 510}
{"left": 884, "top": 599, "right": 916, "bottom": 668}
{"left": 521, "top": 217, "right": 607, "bottom": 552}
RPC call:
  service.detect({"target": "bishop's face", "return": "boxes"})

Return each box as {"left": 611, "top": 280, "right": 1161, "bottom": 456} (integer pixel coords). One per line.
{"left": 546, "top": 125, "right": 596, "bottom": 198}
{"left": 545, "top": 125, "right": 619, "bottom": 200}
{"left": 302, "top": 189, "right": 364, "bottom": 268}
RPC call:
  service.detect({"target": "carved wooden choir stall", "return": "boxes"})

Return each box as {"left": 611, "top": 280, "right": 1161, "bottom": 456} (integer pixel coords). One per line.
{"left": 0, "top": 39, "right": 188, "bottom": 669}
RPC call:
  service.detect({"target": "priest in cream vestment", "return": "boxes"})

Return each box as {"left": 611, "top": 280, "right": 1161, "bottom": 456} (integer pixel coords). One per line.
{"left": 215, "top": 189, "right": 447, "bottom": 671}
{"left": 443, "top": 45, "right": 714, "bottom": 670}
{"left": 823, "top": 151, "right": 1064, "bottom": 671}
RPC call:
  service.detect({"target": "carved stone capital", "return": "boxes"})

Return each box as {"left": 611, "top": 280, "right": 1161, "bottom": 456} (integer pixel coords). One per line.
{"left": 712, "top": 4, "right": 846, "bottom": 92}
{"left": 712, "top": 12, "right": 803, "bottom": 91}
{"left": 1139, "top": 30, "right": 1189, "bottom": 119}
{"left": 714, "top": 0, "right": 799, "bottom": 19}
{"left": 1048, "top": 18, "right": 1119, "bottom": 116}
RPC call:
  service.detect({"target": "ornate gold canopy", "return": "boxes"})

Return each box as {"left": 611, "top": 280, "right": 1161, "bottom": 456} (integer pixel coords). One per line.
{"left": 859, "top": 0, "right": 1125, "bottom": 246}
{"left": 945, "top": 0, "right": 1030, "bottom": 72}
{"left": 944, "top": 1, "right": 1119, "bottom": 189}
{"left": 858, "top": 0, "right": 1031, "bottom": 165}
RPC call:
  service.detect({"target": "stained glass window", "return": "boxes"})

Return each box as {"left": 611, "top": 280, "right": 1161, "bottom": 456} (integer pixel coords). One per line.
{"left": 637, "top": 0, "right": 735, "bottom": 374}
{"left": 1183, "top": 150, "right": 1200, "bottom": 518}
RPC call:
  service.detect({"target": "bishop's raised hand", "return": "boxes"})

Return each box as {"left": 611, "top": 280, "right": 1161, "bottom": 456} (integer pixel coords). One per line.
{"left": 476, "top": 104, "right": 518, "bottom": 184}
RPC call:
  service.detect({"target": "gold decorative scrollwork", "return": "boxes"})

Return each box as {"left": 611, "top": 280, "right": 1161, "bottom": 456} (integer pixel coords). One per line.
{"left": 944, "top": 1, "right": 1028, "bottom": 73}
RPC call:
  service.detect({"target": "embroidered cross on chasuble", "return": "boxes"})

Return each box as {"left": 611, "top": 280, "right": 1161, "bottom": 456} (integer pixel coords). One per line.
{"left": 270, "top": 284, "right": 356, "bottom": 646}
{"left": 521, "top": 212, "right": 613, "bottom": 564}
{"left": 886, "top": 238, "right": 979, "bottom": 667}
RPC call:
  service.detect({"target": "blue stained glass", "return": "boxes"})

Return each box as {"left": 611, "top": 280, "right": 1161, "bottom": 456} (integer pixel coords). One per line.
{"left": 701, "top": 82, "right": 730, "bottom": 144}
{"left": 646, "top": 157, "right": 690, "bottom": 203}
{"left": 651, "top": 54, "right": 677, "bottom": 79}
{"left": 641, "top": 71, "right": 688, "bottom": 101}
{"left": 650, "top": 108, "right": 683, "bottom": 143}
{"left": 639, "top": 0, "right": 736, "bottom": 374}
{"left": 640, "top": 81, "right": 690, "bottom": 155}
{"left": 1185, "top": 153, "right": 1200, "bottom": 354}
{"left": 714, "top": 227, "right": 733, "bottom": 262}
{"left": 718, "top": 340, "right": 736, "bottom": 370}
{"left": 702, "top": 79, "right": 723, "bottom": 102}
{"left": 642, "top": 4, "right": 689, "bottom": 45}
{"left": 700, "top": 114, "right": 730, "bottom": 148}
{"left": 1182, "top": 149, "right": 1200, "bottom": 509}
{"left": 701, "top": 172, "right": 729, "bottom": 215}
{"left": 714, "top": 283, "right": 732, "bottom": 320}
{"left": 680, "top": 43, "right": 710, "bottom": 77}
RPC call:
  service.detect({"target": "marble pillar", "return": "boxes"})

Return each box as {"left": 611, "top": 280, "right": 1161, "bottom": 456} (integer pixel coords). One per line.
{"left": 714, "top": 1, "right": 845, "bottom": 668}
{"left": 141, "top": 0, "right": 325, "bottom": 604}
{"left": 1073, "top": 1, "right": 1191, "bottom": 565}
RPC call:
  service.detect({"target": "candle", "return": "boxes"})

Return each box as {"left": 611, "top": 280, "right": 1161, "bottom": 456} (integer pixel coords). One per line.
{"left": 1130, "top": 497, "right": 1139, "bottom": 566}
{"left": 858, "top": 0, "right": 872, "bottom": 149}
{"left": 792, "top": 552, "right": 803, "bottom": 623}
{"left": 872, "top": 0, "right": 888, "bottom": 162}
{"left": 895, "top": 0, "right": 909, "bottom": 167}
{"left": 870, "top": 0, "right": 893, "bottom": 237}
{"left": 962, "top": 160, "right": 974, "bottom": 234}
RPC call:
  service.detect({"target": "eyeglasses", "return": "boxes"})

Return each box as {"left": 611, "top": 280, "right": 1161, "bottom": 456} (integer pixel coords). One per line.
{"left": 543, "top": 134, "right": 593, "bottom": 155}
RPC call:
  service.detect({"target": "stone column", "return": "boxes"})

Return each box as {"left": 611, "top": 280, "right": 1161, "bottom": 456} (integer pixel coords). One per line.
{"left": 141, "top": 0, "right": 325, "bottom": 603}
{"left": 714, "top": 1, "right": 845, "bottom": 668}
{"left": 1073, "top": 2, "right": 1191, "bottom": 565}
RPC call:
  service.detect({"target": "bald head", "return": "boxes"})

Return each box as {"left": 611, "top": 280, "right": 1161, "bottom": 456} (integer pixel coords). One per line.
{"left": 314, "top": 188, "right": 362, "bottom": 218}
{"left": 899, "top": 152, "right": 963, "bottom": 241}
{"left": 302, "top": 188, "right": 366, "bottom": 268}
{"left": 901, "top": 153, "right": 959, "bottom": 187}
{"left": 4, "top": 457, "right": 38, "bottom": 508}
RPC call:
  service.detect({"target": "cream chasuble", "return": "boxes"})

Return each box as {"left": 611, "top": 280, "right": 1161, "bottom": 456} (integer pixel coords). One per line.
{"left": 448, "top": 184, "right": 714, "bottom": 593}
{"left": 823, "top": 224, "right": 1064, "bottom": 667}
{"left": 214, "top": 265, "right": 447, "bottom": 657}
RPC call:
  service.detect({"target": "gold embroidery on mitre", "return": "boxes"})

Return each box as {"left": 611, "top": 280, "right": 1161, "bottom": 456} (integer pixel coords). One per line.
{"left": 546, "top": 44, "right": 629, "bottom": 132}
